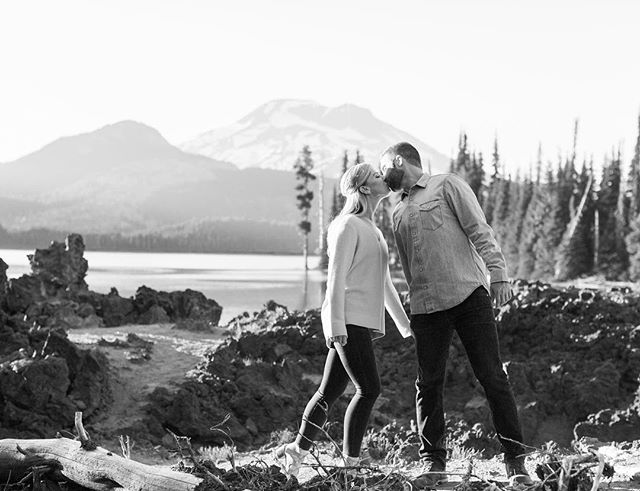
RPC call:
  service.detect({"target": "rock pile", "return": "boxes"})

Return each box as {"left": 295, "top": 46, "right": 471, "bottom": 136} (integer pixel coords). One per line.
{"left": 0, "top": 247, "right": 110, "bottom": 438}
{"left": 0, "top": 234, "right": 223, "bottom": 439}
{"left": 144, "top": 282, "right": 640, "bottom": 455}
{"left": 1, "top": 234, "right": 223, "bottom": 330}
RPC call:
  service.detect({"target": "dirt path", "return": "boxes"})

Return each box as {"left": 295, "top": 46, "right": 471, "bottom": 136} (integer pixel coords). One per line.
{"left": 68, "top": 323, "right": 226, "bottom": 461}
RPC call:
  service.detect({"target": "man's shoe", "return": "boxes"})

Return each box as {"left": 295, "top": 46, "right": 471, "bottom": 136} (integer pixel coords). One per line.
{"left": 505, "top": 458, "right": 533, "bottom": 486}
{"left": 412, "top": 460, "right": 448, "bottom": 489}
{"left": 274, "top": 443, "right": 308, "bottom": 478}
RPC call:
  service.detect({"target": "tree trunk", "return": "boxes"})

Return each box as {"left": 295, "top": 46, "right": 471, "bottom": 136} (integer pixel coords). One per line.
{"left": 0, "top": 438, "right": 203, "bottom": 491}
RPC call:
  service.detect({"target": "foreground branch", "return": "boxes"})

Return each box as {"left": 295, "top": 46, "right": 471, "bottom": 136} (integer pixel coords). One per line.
{"left": 0, "top": 438, "right": 203, "bottom": 491}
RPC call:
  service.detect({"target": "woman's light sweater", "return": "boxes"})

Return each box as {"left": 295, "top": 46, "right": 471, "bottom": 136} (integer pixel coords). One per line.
{"left": 321, "top": 214, "right": 412, "bottom": 340}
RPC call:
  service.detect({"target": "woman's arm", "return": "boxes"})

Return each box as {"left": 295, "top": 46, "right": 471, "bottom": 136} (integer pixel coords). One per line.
{"left": 383, "top": 266, "right": 412, "bottom": 338}
{"left": 322, "top": 218, "right": 358, "bottom": 342}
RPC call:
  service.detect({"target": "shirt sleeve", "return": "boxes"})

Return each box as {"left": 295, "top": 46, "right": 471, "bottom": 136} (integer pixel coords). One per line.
{"left": 444, "top": 175, "right": 509, "bottom": 283}
{"left": 322, "top": 218, "right": 358, "bottom": 339}
{"left": 392, "top": 207, "right": 413, "bottom": 287}
{"left": 383, "top": 266, "right": 412, "bottom": 338}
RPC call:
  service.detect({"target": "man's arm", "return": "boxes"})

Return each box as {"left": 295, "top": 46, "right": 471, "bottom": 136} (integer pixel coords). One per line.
{"left": 443, "top": 174, "right": 509, "bottom": 283}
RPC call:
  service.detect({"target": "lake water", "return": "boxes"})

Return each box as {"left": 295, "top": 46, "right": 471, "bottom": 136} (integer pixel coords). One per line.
{"left": 0, "top": 249, "right": 327, "bottom": 324}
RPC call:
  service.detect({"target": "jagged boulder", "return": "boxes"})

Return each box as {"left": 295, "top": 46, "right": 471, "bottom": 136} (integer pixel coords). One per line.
{"left": 0, "top": 325, "right": 110, "bottom": 438}
{"left": 28, "top": 233, "right": 88, "bottom": 296}
{"left": 134, "top": 286, "right": 222, "bottom": 328}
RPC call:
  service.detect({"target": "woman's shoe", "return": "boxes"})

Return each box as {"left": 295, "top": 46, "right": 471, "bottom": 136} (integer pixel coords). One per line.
{"left": 274, "top": 443, "right": 308, "bottom": 478}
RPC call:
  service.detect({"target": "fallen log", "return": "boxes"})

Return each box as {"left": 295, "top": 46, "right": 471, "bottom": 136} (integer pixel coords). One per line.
{"left": 0, "top": 437, "right": 203, "bottom": 491}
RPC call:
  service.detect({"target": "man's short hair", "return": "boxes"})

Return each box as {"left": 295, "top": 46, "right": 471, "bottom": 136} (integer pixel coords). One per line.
{"left": 383, "top": 142, "right": 422, "bottom": 168}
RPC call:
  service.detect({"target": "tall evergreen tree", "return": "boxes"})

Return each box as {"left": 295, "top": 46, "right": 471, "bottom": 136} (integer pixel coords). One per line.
{"left": 504, "top": 173, "right": 533, "bottom": 274}
{"left": 554, "top": 160, "right": 595, "bottom": 279}
{"left": 597, "top": 150, "right": 629, "bottom": 279}
{"left": 626, "top": 213, "right": 640, "bottom": 280}
{"left": 517, "top": 183, "right": 550, "bottom": 279}
{"left": 625, "top": 114, "right": 640, "bottom": 278}
{"left": 491, "top": 174, "right": 512, "bottom": 249}
{"left": 353, "top": 149, "right": 364, "bottom": 165}
{"left": 330, "top": 150, "right": 350, "bottom": 220}
{"left": 453, "top": 133, "right": 472, "bottom": 179}
{"left": 293, "top": 145, "right": 316, "bottom": 270}
{"left": 483, "top": 137, "right": 501, "bottom": 225}
{"left": 532, "top": 156, "right": 577, "bottom": 279}
{"left": 467, "top": 152, "right": 485, "bottom": 204}
{"left": 624, "top": 114, "right": 640, "bottom": 226}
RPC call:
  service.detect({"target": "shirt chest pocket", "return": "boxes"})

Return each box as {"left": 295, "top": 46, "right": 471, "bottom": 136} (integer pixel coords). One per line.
{"left": 419, "top": 201, "right": 443, "bottom": 230}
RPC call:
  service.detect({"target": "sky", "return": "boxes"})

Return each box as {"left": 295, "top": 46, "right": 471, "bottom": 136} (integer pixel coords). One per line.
{"left": 1, "top": 0, "right": 639, "bottom": 172}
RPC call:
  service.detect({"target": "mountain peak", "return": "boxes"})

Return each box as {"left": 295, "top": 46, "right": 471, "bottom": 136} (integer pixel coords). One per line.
{"left": 91, "top": 120, "right": 170, "bottom": 146}
{"left": 182, "top": 100, "right": 449, "bottom": 175}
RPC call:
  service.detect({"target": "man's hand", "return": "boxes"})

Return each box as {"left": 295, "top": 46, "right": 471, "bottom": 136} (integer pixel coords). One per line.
{"left": 490, "top": 281, "right": 513, "bottom": 307}
{"left": 326, "top": 335, "right": 348, "bottom": 349}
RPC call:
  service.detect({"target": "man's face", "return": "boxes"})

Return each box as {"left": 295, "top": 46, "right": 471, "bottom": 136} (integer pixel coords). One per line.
{"left": 380, "top": 154, "right": 404, "bottom": 191}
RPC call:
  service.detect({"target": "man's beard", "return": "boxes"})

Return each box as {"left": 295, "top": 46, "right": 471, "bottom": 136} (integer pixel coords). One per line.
{"left": 384, "top": 168, "right": 404, "bottom": 191}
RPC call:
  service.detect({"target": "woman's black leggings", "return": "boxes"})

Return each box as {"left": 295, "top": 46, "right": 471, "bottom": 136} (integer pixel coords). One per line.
{"left": 295, "top": 324, "right": 381, "bottom": 457}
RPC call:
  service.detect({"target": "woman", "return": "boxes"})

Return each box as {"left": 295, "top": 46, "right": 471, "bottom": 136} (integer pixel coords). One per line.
{"left": 275, "top": 163, "right": 412, "bottom": 477}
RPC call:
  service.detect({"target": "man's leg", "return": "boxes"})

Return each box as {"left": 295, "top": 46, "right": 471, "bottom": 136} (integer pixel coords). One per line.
{"left": 452, "top": 287, "right": 526, "bottom": 460}
{"left": 411, "top": 312, "right": 454, "bottom": 465}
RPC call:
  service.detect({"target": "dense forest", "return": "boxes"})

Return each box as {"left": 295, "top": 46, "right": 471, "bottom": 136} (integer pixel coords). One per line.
{"left": 363, "top": 118, "right": 640, "bottom": 282}
{"left": 0, "top": 219, "right": 303, "bottom": 255}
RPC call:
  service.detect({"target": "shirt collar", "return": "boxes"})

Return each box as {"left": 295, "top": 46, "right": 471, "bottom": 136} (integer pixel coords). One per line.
{"left": 414, "top": 173, "right": 431, "bottom": 188}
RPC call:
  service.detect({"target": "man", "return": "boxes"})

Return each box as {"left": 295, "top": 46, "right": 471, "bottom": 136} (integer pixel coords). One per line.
{"left": 379, "top": 142, "right": 532, "bottom": 487}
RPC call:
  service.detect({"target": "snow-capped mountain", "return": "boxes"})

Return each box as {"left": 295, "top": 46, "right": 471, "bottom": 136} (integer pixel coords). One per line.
{"left": 181, "top": 99, "right": 449, "bottom": 176}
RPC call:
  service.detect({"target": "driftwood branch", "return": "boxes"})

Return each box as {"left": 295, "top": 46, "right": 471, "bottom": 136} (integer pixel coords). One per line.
{"left": 0, "top": 438, "right": 203, "bottom": 491}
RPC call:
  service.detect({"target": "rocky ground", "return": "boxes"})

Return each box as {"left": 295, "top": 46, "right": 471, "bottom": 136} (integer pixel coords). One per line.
{"left": 1, "top": 235, "right": 640, "bottom": 490}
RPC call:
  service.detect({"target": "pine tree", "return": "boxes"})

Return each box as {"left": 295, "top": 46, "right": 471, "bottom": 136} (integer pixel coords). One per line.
{"left": 354, "top": 149, "right": 364, "bottom": 165}
{"left": 330, "top": 150, "right": 350, "bottom": 220}
{"left": 294, "top": 145, "right": 316, "bottom": 270}
{"left": 625, "top": 114, "right": 640, "bottom": 278}
{"left": 453, "top": 133, "right": 472, "bottom": 180}
{"left": 597, "top": 150, "right": 629, "bottom": 279}
{"left": 626, "top": 213, "right": 640, "bottom": 280}
{"left": 504, "top": 173, "right": 533, "bottom": 275}
{"left": 491, "top": 175, "right": 512, "bottom": 249}
{"left": 375, "top": 197, "right": 397, "bottom": 267}
{"left": 517, "top": 183, "right": 549, "bottom": 278}
{"left": 554, "top": 161, "right": 595, "bottom": 279}
{"left": 532, "top": 156, "right": 577, "bottom": 279}
{"left": 483, "top": 137, "right": 501, "bottom": 225}
{"left": 466, "top": 152, "right": 485, "bottom": 204}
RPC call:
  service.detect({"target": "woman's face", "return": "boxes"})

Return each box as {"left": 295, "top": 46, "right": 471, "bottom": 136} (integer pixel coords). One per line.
{"left": 365, "top": 169, "right": 391, "bottom": 197}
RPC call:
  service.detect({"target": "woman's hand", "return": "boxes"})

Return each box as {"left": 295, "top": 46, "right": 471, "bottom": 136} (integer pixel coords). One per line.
{"left": 326, "top": 335, "right": 348, "bottom": 349}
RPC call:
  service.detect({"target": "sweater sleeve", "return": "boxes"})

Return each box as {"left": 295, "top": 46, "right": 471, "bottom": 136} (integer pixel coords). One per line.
{"left": 322, "top": 218, "right": 358, "bottom": 339}
{"left": 384, "top": 266, "right": 412, "bottom": 338}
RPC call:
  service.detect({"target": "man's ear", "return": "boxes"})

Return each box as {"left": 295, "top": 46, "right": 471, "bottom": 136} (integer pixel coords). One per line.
{"left": 359, "top": 185, "right": 371, "bottom": 195}
{"left": 394, "top": 155, "right": 403, "bottom": 167}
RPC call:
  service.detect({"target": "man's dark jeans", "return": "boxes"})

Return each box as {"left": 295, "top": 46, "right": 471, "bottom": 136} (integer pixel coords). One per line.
{"left": 411, "top": 286, "right": 525, "bottom": 464}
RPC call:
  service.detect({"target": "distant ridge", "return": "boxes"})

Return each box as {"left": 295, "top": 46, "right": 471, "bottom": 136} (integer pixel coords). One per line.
{"left": 181, "top": 99, "right": 449, "bottom": 176}
{"left": 0, "top": 120, "right": 235, "bottom": 202}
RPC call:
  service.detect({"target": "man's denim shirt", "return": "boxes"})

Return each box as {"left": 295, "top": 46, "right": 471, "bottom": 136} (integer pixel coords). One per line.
{"left": 392, "top": 172, "right": 509, "bottom": 315}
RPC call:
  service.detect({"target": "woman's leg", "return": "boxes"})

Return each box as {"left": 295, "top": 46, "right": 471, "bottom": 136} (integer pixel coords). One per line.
{"left": 336, "top": 324, "right": 381, "bottom": 458}
{"left": 295, "top": 344, "right": 350, "bottom": 450}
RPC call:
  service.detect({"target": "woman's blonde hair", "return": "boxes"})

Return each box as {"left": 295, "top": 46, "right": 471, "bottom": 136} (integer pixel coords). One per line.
{"left": 339, "top": 163, "right": 373, "bottom": 216}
